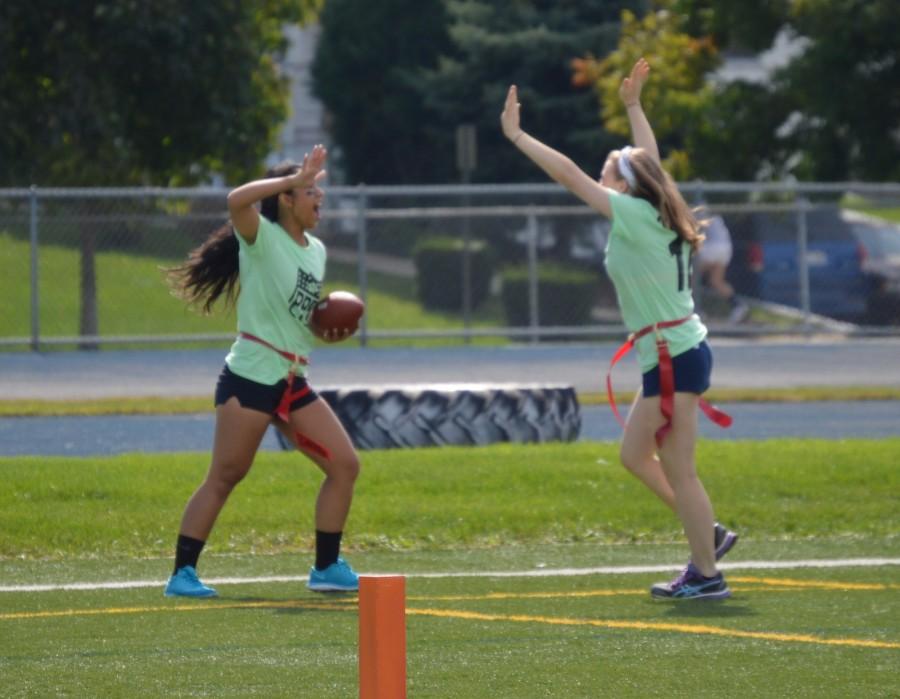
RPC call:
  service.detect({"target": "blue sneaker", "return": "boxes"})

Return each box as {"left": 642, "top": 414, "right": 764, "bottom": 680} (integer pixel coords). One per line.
{"left": 651, "top": 563, "right": 731, "bottom": 601}
{"left": 164, "top": 565, "right": 218, "bottom": 598}
{"left": 307, "top": 558, "right": 359, "bottom": 592}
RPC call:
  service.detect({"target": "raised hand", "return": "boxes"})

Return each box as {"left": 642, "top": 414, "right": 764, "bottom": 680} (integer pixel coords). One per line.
{"left": 292, "top": 144, "right": 328, "bottom": 189}
{"left": 619, "top": 57, "right": 650, "bottom": 106}
{"left": 501, "top": 85, "right": 523, "bottom": 142}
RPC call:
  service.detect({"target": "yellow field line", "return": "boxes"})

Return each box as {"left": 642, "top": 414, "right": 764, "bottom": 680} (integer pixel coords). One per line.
{"left": 4, "top": 575, "right": 897, "bottom": 620}
{"left": 8, "top": 599, "right": 894, "bottom": 650}
{"left": 4, "top": 575, "right": 898, "bottom": 654}
{"left": 4, "top": 591, "right": 897, "bottom": 651}
{"left": 409, "top": 576, "right": 900, "bottom": 601}
{"left": 408, "top": 589, "right": 648, "bottom": 601}
{"left": 1, "top": 598, "right": 354, "bottom": 621}
{"left": 731, "top": 576, "right": 900, "bottom": 591}
{"left": 407, "top": 608, "right": 900, "bottom": 650}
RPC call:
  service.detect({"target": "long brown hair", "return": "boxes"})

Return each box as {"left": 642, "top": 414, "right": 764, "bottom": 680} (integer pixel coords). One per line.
{"left": 168, "top": 161, "right": 301, "bottom": 313}
{"left": 617, "top": 148, "right": 706, "bottom": 252}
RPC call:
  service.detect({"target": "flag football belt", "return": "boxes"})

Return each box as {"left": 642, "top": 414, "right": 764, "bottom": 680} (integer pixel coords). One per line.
{"left": 606, "top": 317, "right": 732, "bottom": 447}
{"left": 239, "top": 332, "right": 331, "bottom": 460}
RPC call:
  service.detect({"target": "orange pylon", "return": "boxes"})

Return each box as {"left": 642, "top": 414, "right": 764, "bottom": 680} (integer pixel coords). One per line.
{"left": 359, "top": 575, "right": 406, "bottom": 699}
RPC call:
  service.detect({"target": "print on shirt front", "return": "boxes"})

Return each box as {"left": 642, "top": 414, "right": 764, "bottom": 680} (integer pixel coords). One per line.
{"left": 226, "top": 217, "right": 326, "bottom": 384}
{"left": 288, "top": 267, "right": 323, "bottom": 325}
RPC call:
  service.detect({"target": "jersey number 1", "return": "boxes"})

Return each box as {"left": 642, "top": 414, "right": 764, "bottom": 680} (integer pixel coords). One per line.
{"left": 668, "top": 238, "right": 692, "bottom": 292}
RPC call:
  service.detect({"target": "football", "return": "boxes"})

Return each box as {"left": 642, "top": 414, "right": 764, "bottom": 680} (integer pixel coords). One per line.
{"left": 311, "top": 290, "right": 365, "bottom": 338}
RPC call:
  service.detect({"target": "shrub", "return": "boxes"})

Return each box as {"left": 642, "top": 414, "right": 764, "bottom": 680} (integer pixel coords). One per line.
{"left": 413, "top": 236, "right": 494, "bottom": 311}
{"left": 501, "top": 262, "right": 598, "bottom": 327}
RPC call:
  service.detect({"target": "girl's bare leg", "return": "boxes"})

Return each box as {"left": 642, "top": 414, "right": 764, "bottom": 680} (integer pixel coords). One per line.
{"left": 178, "top": 398, "right": 271, "bottom": 540}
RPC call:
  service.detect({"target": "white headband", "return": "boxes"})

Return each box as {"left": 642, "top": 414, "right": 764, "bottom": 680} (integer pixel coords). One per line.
{"left": 617, "top": 146, "right": 637, "bottom": 190}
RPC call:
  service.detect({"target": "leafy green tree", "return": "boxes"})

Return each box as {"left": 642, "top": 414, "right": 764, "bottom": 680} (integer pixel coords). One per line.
{"left": 0, "top": 0, "right": 319, "bottom": 342}
{"left": 586, "top": 0, "right": 899, "bottom": 181}
{"left": 576, "top": 4, "right": 785, "bottom": 181}
{"left": 583, "top": 8, "right": 718, "bottom": 180}
{"left": 0, "top": 0, "right": 320, "bottom": 186}
{"left": 774, "top": 0, "right": 900, "bottom": 181}
{"left": 414, "top": 0, "right": 644, "bottom": 184}
{"left": 312, "top": 0, "right": 644, "bottom": 184}
{"left": 311, "top": 0, "right": 453, "bottom": 184}
{"left": 677, "top": 0, "right": 786, "bottom": 52}
{"left": 678, "top": 0, "right": 900, "bottom": 181}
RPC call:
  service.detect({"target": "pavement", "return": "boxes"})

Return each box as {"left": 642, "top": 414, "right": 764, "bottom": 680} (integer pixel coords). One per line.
{"left": 3, "top": 337, "right": 900, "bottom": 400}
{"left": 4, "top": 338, "right": 899, "bottom": 456}
{"left": 4, "top": 400, "right": 899, "bottom": 457}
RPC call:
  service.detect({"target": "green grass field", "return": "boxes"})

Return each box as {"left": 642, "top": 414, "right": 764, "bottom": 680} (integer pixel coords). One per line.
{"left": 2, "top": 440, "right": 898, "bottom": 697}
{"left": 0, "top": 231, "right": 509, "bottom": 348}
{"left": 6, "top": 197, "right": 899, "bottom": 350}
{"left": 0, "top": 227, "right": 829, "bottom": 352}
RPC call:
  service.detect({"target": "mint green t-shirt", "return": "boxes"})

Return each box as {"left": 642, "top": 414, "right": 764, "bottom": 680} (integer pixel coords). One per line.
{"left": 224, "top": 216, "right": 326, "bottom": 384}
{"left": 604, "top": 190, "right": 707, "bottom": 372}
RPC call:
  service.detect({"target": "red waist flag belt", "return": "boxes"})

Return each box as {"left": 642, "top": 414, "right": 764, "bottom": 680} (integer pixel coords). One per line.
{"left": 605, "top": 318, "right": 732, "bottom": 447}
{"left": 239, "top": 332, "right": 331, "bottom": 460}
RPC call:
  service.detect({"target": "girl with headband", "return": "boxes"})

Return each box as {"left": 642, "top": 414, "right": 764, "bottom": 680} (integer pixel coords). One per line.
{"left": 501, "top": 58, "right": 737, "bottom": 601}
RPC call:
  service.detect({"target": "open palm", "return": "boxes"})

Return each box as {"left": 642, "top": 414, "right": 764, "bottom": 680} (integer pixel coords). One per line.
{"left": 619, "top": 57, "right": 650, "bottom": 105}
{"left": 501, "top": 85, "right": 521, "bottom": 140}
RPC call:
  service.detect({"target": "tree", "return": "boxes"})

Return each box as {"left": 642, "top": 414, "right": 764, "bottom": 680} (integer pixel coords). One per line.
{"left": 414, "top": 0, "right": 644, "bottom": 184}
{"left": 311, "top": 0, "right": 453, "bottom": 184}
{"left": 677, "top": 0, "right": 900, "bottom": 181}
{"left": 0, "top": 0, "right": 321, "bottom": 186}
{"left": 774, "top": 0, "right": 900, "bottom": 181}
{"left": 677, "top": 0, "right": 786, "bottom": 53}
{"left": 312, "top": 0, "right": 644, "bottom": 184}
{"left": 579, "top": 7, "right": 718, "bottom": 180}
{"left": 0, "top": 0, "right": 320, "bottom": 343}
{"left": 583, "top": 0, "right": 900, "bottom": 182}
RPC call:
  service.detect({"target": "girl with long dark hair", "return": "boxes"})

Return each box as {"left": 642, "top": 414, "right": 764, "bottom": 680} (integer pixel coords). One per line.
{"left": 164, "top": 146, "right": 361, "bottom": 597}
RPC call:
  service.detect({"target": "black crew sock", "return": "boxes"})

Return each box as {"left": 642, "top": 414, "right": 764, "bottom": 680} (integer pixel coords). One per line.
{"left": 173, "top": 534, "right": 206, "bottom": 575}
{"left": 315, "top": 530, "right": 343, "bottom": 571}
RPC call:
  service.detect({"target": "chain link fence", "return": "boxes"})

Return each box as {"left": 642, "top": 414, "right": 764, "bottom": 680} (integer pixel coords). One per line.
{"left": 2, "top": 182, "right": 899, "bottom": 350}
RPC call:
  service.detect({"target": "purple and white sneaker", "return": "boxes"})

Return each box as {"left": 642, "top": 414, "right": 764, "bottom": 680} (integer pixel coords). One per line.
{"left": 714, "top": 523, "right": 739, "bottom": 561}
{"left": 651, "top": 563, "right": 731, "bottom": 601}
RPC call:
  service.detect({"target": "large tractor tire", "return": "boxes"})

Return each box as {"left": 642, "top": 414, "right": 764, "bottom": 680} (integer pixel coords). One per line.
{"left": 275, "top": 384, "right": 581, "bottom": 450}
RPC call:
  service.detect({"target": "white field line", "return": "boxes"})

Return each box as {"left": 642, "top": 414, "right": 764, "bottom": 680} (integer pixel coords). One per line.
{"left": 1, "top": 557, "right": 898, "bottom": 594}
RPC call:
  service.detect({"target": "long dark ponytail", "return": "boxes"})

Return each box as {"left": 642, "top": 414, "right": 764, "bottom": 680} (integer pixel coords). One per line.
{"left": 168, "top": 161, "right": 301, "bottom": 313}
{"left": 167, "top": 223, "right": 240, "bottom": 314}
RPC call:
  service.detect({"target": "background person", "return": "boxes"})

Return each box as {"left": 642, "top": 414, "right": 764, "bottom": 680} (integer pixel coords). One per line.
{"left": 694, "top": 211, "right": 749, "bottom": 323}
{"left": 501, "top": 58, "right": 737, "bottom": 600}
{"left": 164, "top": 146, "right": 361, "bottom": 597}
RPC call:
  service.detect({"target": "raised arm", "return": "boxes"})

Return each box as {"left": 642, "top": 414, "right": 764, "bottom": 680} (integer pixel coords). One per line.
{"left": 501, "top": 85, "right": 614, "bottom": 219}
{"left": 619, "top": 58, "right": 660, "bottom": 166}
{"left": 226, "top": 145, "right": 327, "bottom": 243}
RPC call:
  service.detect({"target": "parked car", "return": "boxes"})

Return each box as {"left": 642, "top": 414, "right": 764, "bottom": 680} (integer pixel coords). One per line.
{"left": 509, "top": 216, "right": 607, "bottom": 263}
{"left": 724, "top": 207, "right": 900, "bottom": 324}
{"left": 851, "top": 211, "right": 900, "bottom": 324}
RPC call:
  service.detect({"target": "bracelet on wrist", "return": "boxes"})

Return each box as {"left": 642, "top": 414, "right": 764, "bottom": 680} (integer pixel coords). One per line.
{"left": 513, "top": 131, "right": 525, "bottom": 145}
{"left": 625, "top": 102, "right": 640, "bottom": 108}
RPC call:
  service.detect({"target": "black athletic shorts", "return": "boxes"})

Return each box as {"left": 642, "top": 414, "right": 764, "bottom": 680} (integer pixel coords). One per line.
{"left": 642, "top": 341, "right": 712, "bottom": 397}
{"left": 214, "top": 365, "right": 319, "bottom": 415}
